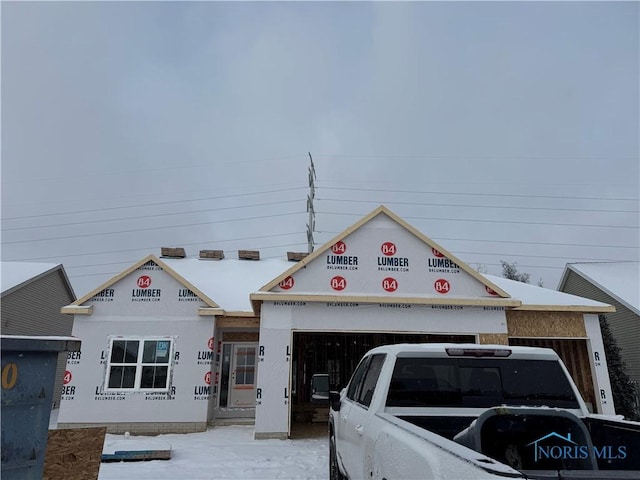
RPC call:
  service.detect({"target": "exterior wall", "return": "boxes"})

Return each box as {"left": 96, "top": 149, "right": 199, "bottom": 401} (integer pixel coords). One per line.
{"left": 57, "top": 262, "right": 216, "bottom": 434}
{"left": 57, "top": 317, "right": 215, "bottom": 433}
{"left": 255, "top": 301, "right": 509, "bottom": 439}
{"left": 507, "top": 310, "right": 586, "bottom": 338}
{"left": 561, "top": 271, "right": 640, "bottom": 387}
{"left": 1, "top": 269, "right": 75, "bottom": 408}
{"left": 584, "top": 313, "right": 615, "bottom": 415}
{"left": 506, "top": 310, "right": 612, "bottom": 415}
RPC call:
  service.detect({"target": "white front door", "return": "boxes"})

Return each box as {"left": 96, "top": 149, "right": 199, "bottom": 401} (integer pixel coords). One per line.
{"left": 228, "top": 344, "right": 257, "bottom": 408}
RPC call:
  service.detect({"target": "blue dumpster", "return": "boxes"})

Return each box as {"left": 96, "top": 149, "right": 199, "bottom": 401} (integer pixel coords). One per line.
{"left": 1, "top": 335, "right": 81, "bottom": 480}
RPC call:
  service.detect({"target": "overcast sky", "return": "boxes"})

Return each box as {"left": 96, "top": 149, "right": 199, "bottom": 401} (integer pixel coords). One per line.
{"left": 2, "top": 1, "right": 638, "bottom": 297}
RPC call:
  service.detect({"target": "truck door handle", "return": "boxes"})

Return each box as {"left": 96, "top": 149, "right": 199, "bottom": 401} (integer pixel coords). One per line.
{"left": 355, "top": 425, "right": 364, "bottom": 436}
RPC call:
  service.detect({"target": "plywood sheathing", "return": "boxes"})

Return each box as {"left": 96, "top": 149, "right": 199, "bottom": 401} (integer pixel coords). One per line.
{"left": 510, "top": 337, "right": 595, "bottom": 411}
{"left": 479, "top": 333, "right": 509, "bottom": 345}
{"left": 507, "top": 310, "right": 586, "bottom": 338}
{"left": 287, "top": 252, "right": 309, "bottom": 262}
{"left": 238, "top": 250, "right": 260, "bottom": 260}
{"left": 223, "top": 331, "right": 260, "bottom": 342}
{"left": 160, "top": 247, "right": 186, "bottom": 258}
{"left": 43, "top": 427, "right": 106, "bottom": 480}
{"left": 199, "top": 249, "right": 224, "bottom": 260}
{"left": 217, "top": 316, "right": 260, "bottom": 329}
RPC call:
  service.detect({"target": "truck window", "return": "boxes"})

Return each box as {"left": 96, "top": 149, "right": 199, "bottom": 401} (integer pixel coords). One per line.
{"left": 357, "top": 354, "right": 386, "bottom": 407}
{"left": 347, "top": 356, "right": 371, "bottom": 401}
{"left": 386, "top": 358, "right": 579, "bottom": 409}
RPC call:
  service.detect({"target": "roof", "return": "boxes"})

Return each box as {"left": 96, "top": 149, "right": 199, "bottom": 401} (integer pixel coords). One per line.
{"left": 70, "top": 254, "right": 293, "bottom": 313}
{"left": 160, "top": 256, "right": 291, "bottom": 312}
{"left": 1, "top": 261, "right": 75, "bottom": 298}
{"left": 486, "top": 274, "right": 613, "bottom": 312}
{"left": 259, "top": 206, "right": 511, "bottom": 300}
{"left": 63, "top": 207, "right": 615, "bottom": 315}
{"left": 65, "top": 257, "right": 614, "bottom": 315}
{"left": 558, "top": 262, "right": 640, "bottom": 315}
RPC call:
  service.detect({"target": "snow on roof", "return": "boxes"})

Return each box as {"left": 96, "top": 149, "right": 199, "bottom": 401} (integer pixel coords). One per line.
{"left": 485, "top": 274, "right": 613, "bottom": 310}
{"left": 560, "top": 262, "right": 640, "bottom": 314}
{"left": 159, "top": 257, "right": 611, "bottom": 312}
{"left": 160, "top": 256, "right": 292, "bottom": 312}
{"left": 1, "top": 261, "right": 62, "bottom": 295}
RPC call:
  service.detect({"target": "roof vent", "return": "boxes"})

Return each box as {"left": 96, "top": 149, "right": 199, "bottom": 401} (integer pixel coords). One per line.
{"left": 238, "top": 250, "right": 260, "bottom": 261}
{"left": 287, "top": 252, "right": 308, "bottom": 262}
{"left": 199, "top": 249, "right": 224, "bottom": 260}
{"left": 161, "top": 247, "right": 186, "bottom": 258}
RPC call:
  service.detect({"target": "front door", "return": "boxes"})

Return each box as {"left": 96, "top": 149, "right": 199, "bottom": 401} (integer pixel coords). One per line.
{"left": 228, "top": 344, "right": 257, "bottom": 408}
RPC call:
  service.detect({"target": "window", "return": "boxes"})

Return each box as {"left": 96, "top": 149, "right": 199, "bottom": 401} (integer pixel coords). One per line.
{"left": 234, "top": 346, "right": 256, "bottom": 387}
{"left": 345, "top": 354, "right": 386, "bottom": 407}
{"left": 357, "top": 354, "right": 386, "bottom": 407}
{"left": 347, "top": 356, "right": 371, "bottom": 401}
{"left": 106, "top": 337, "right": 173, "bottom": 392}
{"left": 386, "top": 358, "right": 579, "bottom": 408}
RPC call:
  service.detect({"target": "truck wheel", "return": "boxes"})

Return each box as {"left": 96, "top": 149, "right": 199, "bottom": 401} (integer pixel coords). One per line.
{"left": 330, "top": 430, "right": 346, "bottom": 480}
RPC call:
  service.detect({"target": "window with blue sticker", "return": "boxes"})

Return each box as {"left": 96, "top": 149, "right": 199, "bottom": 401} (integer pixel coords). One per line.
{"left": 106, "top": 337, "right": 174, "bottom": 392}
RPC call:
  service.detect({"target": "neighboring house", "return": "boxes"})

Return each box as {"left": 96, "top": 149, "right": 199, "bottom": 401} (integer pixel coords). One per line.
{"left": 1, "top": 262, "right": 76, "bottom": 407}
{"left": 58, "top": 206, "right": 617, "bottom": 438}
{"left": 558, "top": 262, "right": 640, "bottom": 399}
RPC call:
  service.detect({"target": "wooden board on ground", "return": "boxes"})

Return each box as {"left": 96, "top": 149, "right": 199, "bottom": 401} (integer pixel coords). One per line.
{"left": 101, "top": 449, "right": 172, "bottom": 462}
{"left": 101, "top": 436, "right": 173, "bottom": 463}
{"left": 43, "top": 427, "right": 106, "bottom": 480}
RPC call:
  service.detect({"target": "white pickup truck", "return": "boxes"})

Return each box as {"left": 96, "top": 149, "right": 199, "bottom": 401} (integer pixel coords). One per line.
{"left": 329, "top": 343, "right": 640, "bottom": 480}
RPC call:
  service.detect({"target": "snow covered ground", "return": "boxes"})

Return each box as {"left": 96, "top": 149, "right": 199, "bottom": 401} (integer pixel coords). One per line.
{"left": 49, "top": 410, "right": 328, "bottom": 479}
{"left": 99, "top": 426, "right": 328, "bottom": 480}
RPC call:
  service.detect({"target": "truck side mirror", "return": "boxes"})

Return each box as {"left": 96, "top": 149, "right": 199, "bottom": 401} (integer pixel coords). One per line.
{"left": 329, "top": 391, "right": 341, "bottom": 412}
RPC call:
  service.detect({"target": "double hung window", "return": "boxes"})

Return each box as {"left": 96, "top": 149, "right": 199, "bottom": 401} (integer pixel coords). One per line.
{"left": 105, "top": 337, "right": 173, "bottom": 392}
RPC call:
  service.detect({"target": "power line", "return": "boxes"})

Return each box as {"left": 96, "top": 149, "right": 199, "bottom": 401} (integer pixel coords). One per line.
{"left": 1, "top": 199, "right": 302, "bottom": 232}
{"left": 1, "top": 187, "right": 307, "bottom": 221}
{"left": 316, "top": 211, "right": 638, "bottom": 229}
{"left": 318, "top": 185, "right": 639, "bottom": 202}
{"left": 314, "top": 231, "right": 638, "bottom": 249}
{"left": 316, "top": 153, "right": 639, "bottom": 161}
{"left": 10, "top": 232, "right": 307, "bottom": 262}
{"left": 1, "top": 211, "right": 305, "bottom": 245}
{"left": 317, "top": 198, "right": 638, "bottom": 214}
{"left": 64, "top": 245, "right": 307, "bottom": 277}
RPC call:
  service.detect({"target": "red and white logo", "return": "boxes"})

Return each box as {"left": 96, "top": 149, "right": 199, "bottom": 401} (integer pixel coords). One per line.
{"left": 204, "top": 371, "right": 211, "bottom": 385}
{"left": 434, "top": 279, "right": 451, "bottom": 294}
{"left": 63, "top": 370, "right": 72, "bottom": 385}
{"left": 279, "top": 276, "right": 294, "bottom": 290}
{"left": 485, "top": 285, "right": 499, "bottom": 296}
{"left": 381, "top": 242, "right": 397, "bottom": 256}
{"left": 208, "top": 337, "right": 215, "bottom": 350}
{"left": 137, "top": 275, "right": 152, "bottom": 288}
{"left": 432, "top": 248, "right": 444, "bottom": 258}
{"left": 382, "top": 277, "right": 398, "bottom": 292}
{"left": 331, "top": 241, "right": 347, "bottom": 255}
{"left": 330, "top": 276, "right": 347, "bottom": 291}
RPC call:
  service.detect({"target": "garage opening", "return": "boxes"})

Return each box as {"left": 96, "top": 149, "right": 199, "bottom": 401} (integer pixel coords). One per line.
{"left": 509, "top": 337, "right": 595, "bottom": 411}
{"left": 290, "top": 332, "right": 475, "bottom": 425}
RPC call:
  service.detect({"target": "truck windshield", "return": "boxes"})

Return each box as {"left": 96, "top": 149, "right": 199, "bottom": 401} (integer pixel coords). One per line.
{"left": 386, "top": 358, "right": 579, "bottom": 409}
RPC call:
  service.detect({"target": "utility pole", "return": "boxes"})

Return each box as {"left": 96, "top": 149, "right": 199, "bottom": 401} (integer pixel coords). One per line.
{"left": 306, "top": 152, "right": 316, "bottom": 253}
